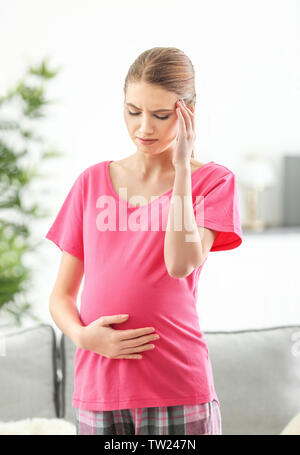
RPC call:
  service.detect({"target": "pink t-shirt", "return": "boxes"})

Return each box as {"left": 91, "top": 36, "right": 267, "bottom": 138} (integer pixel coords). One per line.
{"left": 45, "top": 159, "right": 243, "bottom": 411}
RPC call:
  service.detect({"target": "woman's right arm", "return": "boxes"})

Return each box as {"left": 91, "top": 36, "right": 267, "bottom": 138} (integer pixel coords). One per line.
{"left": 49, "top": 251, "right": 85, "bottom": 347}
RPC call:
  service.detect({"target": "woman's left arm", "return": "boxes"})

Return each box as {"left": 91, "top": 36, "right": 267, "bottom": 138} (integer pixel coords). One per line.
{"left": 164, "top": 161, "right": 204, "bottom": 278}
{"left": 164, "top": 99, "right": 213, "bottom": 278}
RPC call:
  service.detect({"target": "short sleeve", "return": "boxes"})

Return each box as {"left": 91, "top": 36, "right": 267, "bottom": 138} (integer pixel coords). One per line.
{"left": 45, "top": 172, "right": 84, "bottom": 261}
{"left": 194, "top": 171, "right": 243, "bottom": 252}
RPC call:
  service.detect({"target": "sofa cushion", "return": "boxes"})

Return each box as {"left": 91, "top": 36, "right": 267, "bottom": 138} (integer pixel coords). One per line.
{"left": 60, "top": 333, "right": 77, "bottom": 424}
{"left": 205, "top": 325, "right": 300, "bottom": 435}
{"left": 0, "top": 324, "right": 58, "bottom": 421}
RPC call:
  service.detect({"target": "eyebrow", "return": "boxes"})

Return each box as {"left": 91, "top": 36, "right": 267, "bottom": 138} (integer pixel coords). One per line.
{"left": 126, "top": 102, "right": 174, "bottom": 113}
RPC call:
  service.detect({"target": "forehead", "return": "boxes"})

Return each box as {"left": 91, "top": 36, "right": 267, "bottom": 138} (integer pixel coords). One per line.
{"left": 125, "top": 81, "right": 177, "bottom": 110}
{"left": 125, "top": 102, "right": 174, "bottom": 113}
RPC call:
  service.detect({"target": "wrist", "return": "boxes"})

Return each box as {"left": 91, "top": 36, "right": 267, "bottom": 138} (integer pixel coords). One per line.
{"left": 174, "top": 161, "right": 191, "bottom": 172}
{"left": 72, "top": 325, "right": 86, "bottom": 349}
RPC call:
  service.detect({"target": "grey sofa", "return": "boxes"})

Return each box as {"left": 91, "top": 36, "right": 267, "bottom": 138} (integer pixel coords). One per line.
{"left": 0, "top": 323, "right": 299, "bottom": 435}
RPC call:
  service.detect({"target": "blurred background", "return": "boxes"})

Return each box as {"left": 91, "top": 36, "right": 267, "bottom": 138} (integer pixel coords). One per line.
{"left": 0, "top": 0, "right": 299, "bottom": 333}
{"left": 0, "top": 0, "right": 299, "bottom": 332}
{"left": 0, "top": 0, "right": 299, "bottom": 436}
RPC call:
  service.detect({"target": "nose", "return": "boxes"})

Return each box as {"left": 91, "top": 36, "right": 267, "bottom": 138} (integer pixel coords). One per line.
{"left": 137, "top": 114, "right": 155, "bottom": 134}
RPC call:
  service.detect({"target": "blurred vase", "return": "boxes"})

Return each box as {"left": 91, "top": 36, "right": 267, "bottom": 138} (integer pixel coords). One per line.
{"left": 238, "top": 154, "right": 275, "bottom": 231}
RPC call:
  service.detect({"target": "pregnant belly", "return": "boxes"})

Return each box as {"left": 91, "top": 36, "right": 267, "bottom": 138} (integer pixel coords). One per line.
{"left": 79, "top": 279, "right": 206, "bottom": 369}
{"left": 80, "top": 277, "right": 195, "bottom": 328}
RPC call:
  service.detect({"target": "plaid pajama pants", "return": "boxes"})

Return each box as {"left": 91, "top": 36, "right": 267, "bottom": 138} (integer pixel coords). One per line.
{"left": 75, "top": 400, "right": 222, "bottom": 435}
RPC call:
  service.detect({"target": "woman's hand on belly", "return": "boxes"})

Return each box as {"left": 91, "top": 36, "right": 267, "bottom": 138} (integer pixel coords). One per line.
{"left": 77, "top": 313, "right": 160, "bottom": 359}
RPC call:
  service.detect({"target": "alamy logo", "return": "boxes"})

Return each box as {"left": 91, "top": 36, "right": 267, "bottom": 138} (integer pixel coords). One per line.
{"left": 95, "top": 192, "right": 205, "bottom": 242}
{"left": 291, "top": 331, "right": 300, "bottom": 357}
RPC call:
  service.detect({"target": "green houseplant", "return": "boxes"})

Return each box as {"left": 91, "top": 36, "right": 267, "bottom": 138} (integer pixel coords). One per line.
{"left": 0, "top": 57, "right": 64, "bottom": 325}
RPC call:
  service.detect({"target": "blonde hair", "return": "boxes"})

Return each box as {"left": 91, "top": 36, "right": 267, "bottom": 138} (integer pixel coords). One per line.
{"left": 123, "top": 47, "right": 196, "bottom": 159}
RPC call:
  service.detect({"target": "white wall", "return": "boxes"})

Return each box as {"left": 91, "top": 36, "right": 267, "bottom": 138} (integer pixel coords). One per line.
{"left": 0, "top": 0, "right": 299, "bottom": 332}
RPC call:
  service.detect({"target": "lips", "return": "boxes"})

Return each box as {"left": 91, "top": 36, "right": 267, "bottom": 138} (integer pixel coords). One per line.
{"left": 137, "top": 137, "right": 157, "bottom": 141}
{"left": 137, "top": 137, "right": 158, "bottom": 146}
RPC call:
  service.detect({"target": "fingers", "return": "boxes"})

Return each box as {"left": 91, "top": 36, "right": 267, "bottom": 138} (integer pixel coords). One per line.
{"left": 119, "top": 343, "right": 156, "bottom": 354}
{"left": 118, "top": 327, "right": 156, "bottom": 341}
{"left": 177, "top": 99, "right": 194, "bottom": 138}
{"left": 120, "top": 332, "right": 159, "bottom": 349}
{"left": 113, "top": 354, "right": 143, "bottom": 359}
{"left": 117, "top": 330, "right": 160, "bottom": 359}
{"left": 176, "top": 104, "right": 187, "bottom": 137}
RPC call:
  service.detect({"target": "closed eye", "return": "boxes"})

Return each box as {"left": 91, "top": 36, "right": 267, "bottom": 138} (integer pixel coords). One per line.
{"left": 128, "top": 111, "right": 170, "bottom": 120}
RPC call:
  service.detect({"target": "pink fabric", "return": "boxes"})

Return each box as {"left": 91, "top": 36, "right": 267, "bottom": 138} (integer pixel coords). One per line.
{"left": 45, "top": 159, "right": 243, "bottom": 411}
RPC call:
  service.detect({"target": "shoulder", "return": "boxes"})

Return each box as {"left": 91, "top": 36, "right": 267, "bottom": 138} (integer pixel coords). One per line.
{"left": 191, "top": 160, "right": 236, "bottom": 199}
{"left": 66, "top": 161, "right": 108, "bottom": 196}
{"left": 77, "top": 160, "right": 108, "bottom": 181}
{"left": 191, "top": 158, "right": 233, "bottom": 176}
{"left": 192, "top": 159, "right": 234, "bottom": 182}
{"left": 82, "top": 160, "right": 108, "bottom": 174}
{"left": 190, "top": 158, "right": 205, "bottom": 172}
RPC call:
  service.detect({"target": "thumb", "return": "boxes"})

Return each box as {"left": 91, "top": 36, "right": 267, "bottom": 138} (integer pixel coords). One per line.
{"left": 99, "top": 314, "right": 129, "bottom": 325}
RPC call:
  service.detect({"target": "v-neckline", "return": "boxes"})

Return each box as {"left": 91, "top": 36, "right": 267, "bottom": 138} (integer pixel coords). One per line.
{"left": 105, "top": 159, "right": 214, "bottom": 209}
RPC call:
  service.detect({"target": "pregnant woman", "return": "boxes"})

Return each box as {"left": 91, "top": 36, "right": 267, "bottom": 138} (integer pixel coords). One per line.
{"left": 45, "top": 46, "right": 243, "bottom": 435}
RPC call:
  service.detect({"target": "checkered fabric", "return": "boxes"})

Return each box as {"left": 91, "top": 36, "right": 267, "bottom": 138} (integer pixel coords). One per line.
{"left": 75, "top": 400, "right": 222, "bottom": 435}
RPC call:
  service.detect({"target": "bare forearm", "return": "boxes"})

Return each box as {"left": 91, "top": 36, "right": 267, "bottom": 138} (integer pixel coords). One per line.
{"left": 164, "top": 163, "right": 203, "bottom": 278}
{"left": 49, "top": 294, "right": 84, "bottom": 347}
